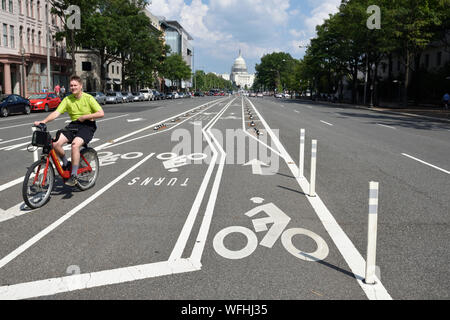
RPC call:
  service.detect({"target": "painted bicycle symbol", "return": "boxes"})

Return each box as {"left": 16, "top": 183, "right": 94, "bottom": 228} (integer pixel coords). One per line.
{"left": 213, "top": 200, "right": 329, "bottom": 262}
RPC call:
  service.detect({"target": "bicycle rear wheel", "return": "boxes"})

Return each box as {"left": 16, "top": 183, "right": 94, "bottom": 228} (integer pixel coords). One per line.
{"left": 22, "top": 160, "right": 55, "bottom": 209}
{"left": 77, "top": 148, "right": 99, "bottom": 191}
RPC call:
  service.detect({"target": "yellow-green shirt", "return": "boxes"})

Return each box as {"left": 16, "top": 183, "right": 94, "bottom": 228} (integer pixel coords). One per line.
{"left": 56, "top": 92, "right": 102, "bottom": 121}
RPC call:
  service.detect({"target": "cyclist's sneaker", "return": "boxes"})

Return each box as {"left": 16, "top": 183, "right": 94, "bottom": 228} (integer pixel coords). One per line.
{"left": 65, "top": 174, "right": 78, "bottom": 186}
{"left": 62, "top": 161, "right": 71, "bottom": 172}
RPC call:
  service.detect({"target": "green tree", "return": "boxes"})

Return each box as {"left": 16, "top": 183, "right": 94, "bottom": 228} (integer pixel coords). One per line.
{"left": 162, "top": 54, "right": 192, "bottom": 90}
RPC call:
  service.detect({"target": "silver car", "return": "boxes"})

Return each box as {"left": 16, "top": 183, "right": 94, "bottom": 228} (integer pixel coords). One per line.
{"left": 87, "top": 92, "right": 106, "bottom": 105}
{"left": 106, "top": 92, "right": 123, "bottom": 104}
{"left": 121, "top": 92, "right": 134, "bottom": 103}
{"left": 132, "top": 92, "right": 145, "bottom": 102}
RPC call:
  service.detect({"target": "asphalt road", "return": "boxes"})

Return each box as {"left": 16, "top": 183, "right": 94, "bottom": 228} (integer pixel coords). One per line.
{"left": 0, "top": 95, "right": 448, "bottom": 300}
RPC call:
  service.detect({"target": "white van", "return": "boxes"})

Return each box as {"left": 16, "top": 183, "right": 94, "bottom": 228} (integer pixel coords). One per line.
{"left": 140, "top": 88, "right": 154, "bottom": 101}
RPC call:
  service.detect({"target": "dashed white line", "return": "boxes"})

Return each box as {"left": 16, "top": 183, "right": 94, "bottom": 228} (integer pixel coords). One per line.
{"left": 320, "top": 120, "right": 333, "bottom": 126}
{"left": 402, "top": 153, "right": 450, "bottom": 175}
{"left": 377, "top": 123, "right": 396, "bottom": 130}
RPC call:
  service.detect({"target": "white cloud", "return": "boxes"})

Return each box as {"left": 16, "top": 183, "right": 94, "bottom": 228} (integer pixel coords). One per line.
{"left": 304, "top": 0, "right": 340, "bottom": 33}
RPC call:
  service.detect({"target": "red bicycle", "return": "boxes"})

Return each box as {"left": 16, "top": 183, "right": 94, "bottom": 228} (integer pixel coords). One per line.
{"left": 22, "top": 123, "right": 99, "bottom": 209}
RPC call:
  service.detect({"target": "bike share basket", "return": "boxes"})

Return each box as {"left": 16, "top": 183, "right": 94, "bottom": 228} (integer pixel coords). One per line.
{"left": 31, "top": 129, "right": 52, "bottom": 147}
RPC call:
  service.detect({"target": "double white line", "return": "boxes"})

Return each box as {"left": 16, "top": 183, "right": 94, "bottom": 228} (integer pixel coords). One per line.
{"left": 0, "top": 98, "right": 234, "bottom": 299}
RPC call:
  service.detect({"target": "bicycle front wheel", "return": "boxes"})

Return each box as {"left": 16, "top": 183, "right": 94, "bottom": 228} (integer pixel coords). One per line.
{"left": 22, "top": 160, "right": 55, "bottom": 209}
{"left": 77, "top": 148, "right": 99, "bottom": 191}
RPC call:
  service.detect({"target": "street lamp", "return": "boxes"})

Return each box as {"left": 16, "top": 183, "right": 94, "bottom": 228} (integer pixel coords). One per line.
{"left": 20, "top": 47, "right": 26, "bottom": 97}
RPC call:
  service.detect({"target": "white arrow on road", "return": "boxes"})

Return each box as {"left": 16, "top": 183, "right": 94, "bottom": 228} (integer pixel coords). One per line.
{"left": 127, "top": 118, "right": 145, "bottom": 122}
{"left": 243, "top": 159, "right": 269, "bottom": 175}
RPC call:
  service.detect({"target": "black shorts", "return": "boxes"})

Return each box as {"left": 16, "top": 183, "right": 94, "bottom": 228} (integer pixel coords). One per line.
{"left": 59, "top": 120, "right": 97, "bottom": 145}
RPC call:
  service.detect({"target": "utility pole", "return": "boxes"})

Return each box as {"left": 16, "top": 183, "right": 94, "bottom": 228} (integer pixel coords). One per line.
{"left": 46, "top": 2, "right": 51, "bottom": 91}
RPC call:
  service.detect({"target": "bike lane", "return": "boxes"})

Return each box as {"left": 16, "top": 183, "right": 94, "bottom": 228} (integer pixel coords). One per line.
{"left": 160, "top": 98, "right": 369, "bottom": 300}
{"left": 0, "top": 99, "right": 231, "bottom": 299}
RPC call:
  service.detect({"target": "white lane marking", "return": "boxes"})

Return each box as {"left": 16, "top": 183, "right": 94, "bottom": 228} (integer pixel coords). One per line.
{"left": 376, "top": 123, "right": 396, "bottom": 130}
{"left": 0, "top": 114, "right": 130, "bottom": 145}
{"left": 0, "top": 117, "right": 71, "bottom": 130}
{"left": 0, "top": 177, "right": 25, "bottom": 193}
{"left": 0, "top": 100, "right": 226, "bottom": 193}
{"left": 0, "top": 203, "right": 36, "bottom": 222}
{"left": 99, "top": 100, "right": 225, "bottom": 150}
{"left": 0, "top": 258, "right": 200, "bottom": 300}
{"left": 320, "top": 120, "right": 333, "bottom": 126}
{"left": 305, "top": 105, "right": 312, "bottom": 109}
{"left": 243, "top": 159, "right": 269, "bottom": 175}
{"left": 95, "top": 98, "right": 227, "bottom": 150}
{"left": 294, "top": 110, "right": 300, "bottom": 113}
{"left": 169, "top": 98, "right": 235, "bottom": 262}
{"left": 402, "top": 153, "right": 450, "bottom": 175}
{"left": 241, "top": 98, "right": 283, "bottom": 158}
{"left": 190, "top": 102, "right": 232, "bottom": 262}
{"left": 0, "top": 153, "right": 155, "bottom": 271}
{"left": 245, "top": 97, "right": 392, "bottom": 300}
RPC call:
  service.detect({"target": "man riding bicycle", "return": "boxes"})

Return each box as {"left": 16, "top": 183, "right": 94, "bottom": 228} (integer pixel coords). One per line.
{"left": 34, "top": 75, "right": 104, "bottom": 186}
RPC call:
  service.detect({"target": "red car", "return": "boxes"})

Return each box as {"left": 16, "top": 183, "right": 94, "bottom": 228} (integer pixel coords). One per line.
{"left": 28, "top": 92, "right": 61, "bottom": 112}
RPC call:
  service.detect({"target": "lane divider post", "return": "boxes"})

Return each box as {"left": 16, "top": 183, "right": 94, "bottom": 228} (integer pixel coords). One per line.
{"left": 365, "top": 181, "right": 379, "bottom": 285}
{"left": 32, "top": 127, "right": 38, "bottom": 162}
{"left": 309, "top": 139, "right": 317, "bottom": 197}
{"left": 299, "top": 128, "right": 305, "bottom": 178}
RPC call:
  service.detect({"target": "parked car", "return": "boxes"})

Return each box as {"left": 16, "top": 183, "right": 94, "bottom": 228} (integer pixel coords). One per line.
{"left": 121, "top": 92, "right": 134, "bottom": 103}
{"left": 158, "top": 92, "right": 166, "bottom": 100}
{"left": 0, "top": 94, "right": 31, "bottom": 117}
{"left": 106, "top": 92, "right": 123, "bottom": 104}
{"left": 140, "top": 89, "right": 154, "bottom": 101}
{"left": 86, "top": 92, "right": 106, "bottom": 105}
{"left": 194, "top": 91, "right": 204, "bottom": 97}
{"left": 256, "top": 93, "right": 263, "bottom": 98}
{"left": 151, "top": 90, "right": 160, "bottom": 100}
{"left": 28, "top": 92, "right": 61, "bottom": 112}
{"left": 166, "top": 92, "right": 174, "bottom": 99}
{"left": 132, "top": 92, "right": 145, "bottom": 102}
{"left": 275, "top": 93, "right": 283, "bottom": 98}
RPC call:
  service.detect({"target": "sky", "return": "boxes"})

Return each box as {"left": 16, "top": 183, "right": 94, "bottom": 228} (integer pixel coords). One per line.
{"left": 148, "top": 0, "right": 341, "bottom": 75}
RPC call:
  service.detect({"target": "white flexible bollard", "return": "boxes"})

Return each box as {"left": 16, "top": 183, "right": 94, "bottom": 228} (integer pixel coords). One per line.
{"left": 365, "top": 181, "right": 379, "bottom": 284}
{"left": 309, "top": 139, "right": 317, "bottom": 197}
{"left": 32, "top": 127, "right": 38, "bottom": 162}
{"left": 299, "top": 129, "right": 305, "bottom": 178}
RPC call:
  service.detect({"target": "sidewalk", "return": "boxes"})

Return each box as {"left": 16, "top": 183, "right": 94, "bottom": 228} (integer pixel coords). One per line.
{"left": 294, "top": 98, "right": 450, "bottom": 122}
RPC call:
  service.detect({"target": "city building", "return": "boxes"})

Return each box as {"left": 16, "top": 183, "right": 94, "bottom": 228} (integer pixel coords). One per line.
{"left": 230, "top": 50, "right": 254, "bottom": 89}
{"left": 160, "top": 19, "right": 193, "bottom": 90}
{"left": 0, "top": 0, "right": 71, "bottom": 96}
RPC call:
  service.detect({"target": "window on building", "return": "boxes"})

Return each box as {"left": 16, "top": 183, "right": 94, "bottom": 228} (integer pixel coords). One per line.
{"left": 111, "top": 65, "right": 114, "bottom": 74}
{"left": 30, "top": 0, "right": 33, "bottom": 18}
{"left": 10, "top": 25, "right": 14, "bottom": 48}
{"left": 82, "top": 61, "right": 92, "bottom": 71}
{"left": 37, "top": 30, "right": 41, "bottom": 48}
{"left": 19, "top": 0, "right": 22, "bottom": 14}
{"left": 437, "top": 52, "right": 442, "bottom": 66}
{"left": 9, "top": 0, "right": 12, "bottom": 12}
{"left": 25, "top": 0, "right": 28, "bottom": 16}
{"left": 117, "top": 66, "right": 119, "bottom": 74}
{"left": 3, "top": 24, "right": 8, "bottom": 47}
{"left": 37, "top": 1, "right": 40, "bottom": 20}
{"left": 2, "top": 0, "right": 6, "bottom": 11}
{"left": 40, "top": 63, "right": 46, "bottom": 73}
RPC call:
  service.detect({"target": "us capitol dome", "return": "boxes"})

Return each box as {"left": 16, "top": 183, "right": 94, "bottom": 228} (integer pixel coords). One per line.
{"left": 230, "top": 50, "right": 255, "bottom": 89}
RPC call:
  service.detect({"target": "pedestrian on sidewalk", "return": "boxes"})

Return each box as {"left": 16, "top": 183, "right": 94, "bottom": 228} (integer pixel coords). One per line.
{"left": 60, "top": 85, "right": 66, "bottom": 98}
{"left": 54, "top": 84, "right": 61, "bottom": 96}
{"left": 443, "top": 92, "right": 449, "bottom": 110}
